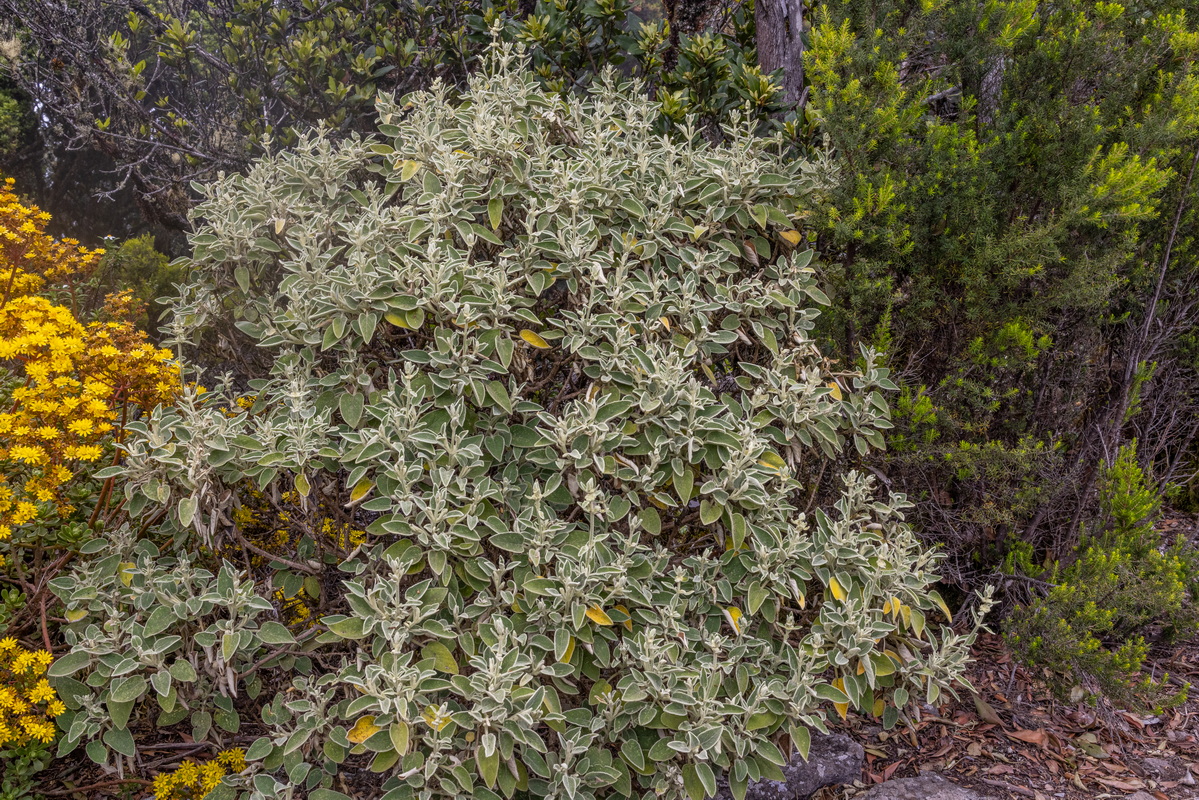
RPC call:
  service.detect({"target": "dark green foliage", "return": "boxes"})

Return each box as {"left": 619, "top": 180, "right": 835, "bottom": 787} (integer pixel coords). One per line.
{"left": 478, "top": 0, "right": 788, "bottom": 134}
{"left": 1006, "top": 444, "right": 1199, "bottom": 708}
{"left": 0, "top": 91, "right": 25, "bottom": 159}
{"left": 2, "top": 0, "right": 489, "bottom": 228}
{"left": 87, "top": 234, "right": 185, "bottom": 338}
{"left": 0, "top": 738, "right": 50, "bottom": 800}
{"left": 0, "top": 76, "right": 38, "bottom": 168}
{"left": 3, "top": 0, "right": 790, "bottom": 232}
{"left": 803, "top": 0, "right": 1199, "bottom": 572}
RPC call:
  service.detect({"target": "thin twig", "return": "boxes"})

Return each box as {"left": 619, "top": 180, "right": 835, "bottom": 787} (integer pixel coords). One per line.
{"left": 39, "top": 595, "right": 51, "bottom": 652}
{"left": 233, "top": 529, "right": 318, "bottom": 574}
{"left": 980, "top": 777, "right": 1035, "bottom": 797}
{"left": 42, "top": 778, "right": 153, "bottom": 797}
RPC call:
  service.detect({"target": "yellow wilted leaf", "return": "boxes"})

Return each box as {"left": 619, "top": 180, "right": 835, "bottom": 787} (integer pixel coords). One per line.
{"left": 274, "top": 217, "right": 286, "bottom": 235}
{"left": 856, "top": 660, "right": 865, "bottom": 675}
{"left": 585, "top": 605, "right": 614, "bottom": 626}
{"left": 757, "top": 450, "right": 787, "bottom": 474}
{"left": 882, "top": 598, "right": 893, "bottom": 615}
{"left": 832, "top": 678, "right": 849, "bottom": 721}
{"left": 399, "top": 160, "right": 421, "bottom": 181}
{"left": 780, "top": 229, "right": 802, "bottom": 246}
{"left": 385, "top": 311, "right": 411, "bottom": 329}
{"left": 558, "top": 635, "right": 576, "bottom": 664}
{"left": 119, "top": 562, "right": 136, "bottom": 587}
{"left": 828, "top": 576, "right": 846, "bottom": 601}
{"left": 614, "top": 604, "right": 634, "bottom": 632}
{"left": 659, "top": 316, "right": 671, "bottom": 331}
{"left": 827, "top": 381, "right": 843, "bottom": 401}
{"left": 723, "top": 606, "right": 744, "bottom": 636}
{"left": 421, "top": 706, "right": 450, "bottom": 731}
{"left": 519, "top": 329, "right": 551, "bottom": 349}
{"left": 348, "top": 716, "right": 383, "bottom": 744}
{"left": 872, "top": 698, "right": 886, "bottom": 718}
{"left": 294, "top": 471, "right": 310, "bottom": 497}
{"left": 349, "top": 479, "right": 374, "bottom": 504}
{"left": 65, "top": 608, "right": 87, "bottom": 622}
{"left": 930, "top": 590, "right": 954, "bottom": 623}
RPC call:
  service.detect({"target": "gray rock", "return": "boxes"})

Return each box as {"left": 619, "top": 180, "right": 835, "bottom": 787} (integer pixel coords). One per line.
{"left": 1141, "top": 756, "right": 1186, "bottom": 781}
{"left": 715, "top": 733, "right": 864, "bottom": 800}
{"left": 856, "top": 774, "right": 994, "bottom": 800}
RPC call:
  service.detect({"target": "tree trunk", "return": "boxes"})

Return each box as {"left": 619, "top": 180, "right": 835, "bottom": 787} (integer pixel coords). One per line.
{"left": 756, "top": 0, "right": 805, "bottom": 105}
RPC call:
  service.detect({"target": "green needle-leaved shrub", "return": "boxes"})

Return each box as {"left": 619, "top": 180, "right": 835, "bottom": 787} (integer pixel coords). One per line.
{"left": 1007, "top": 443, "right": 1199, "bottom": 709}
{"left": 51, "top": 43, "right": 991, "bottom": 800}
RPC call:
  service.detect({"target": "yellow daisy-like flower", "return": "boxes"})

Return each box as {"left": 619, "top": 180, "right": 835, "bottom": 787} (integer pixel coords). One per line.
{"left": 11, "top": 652, "right": 34, "bottom": 674}
{"left": 153, "top": 773, "right": 175, "bottom": 800}
{"left": 10, "top": 502, "right": 37, "bottom": 525}
{"left": 26, "top": 680, "right": 54, "bottom": 704}
{"left": 217, "top": 748, "right": 247, "bottom": 772}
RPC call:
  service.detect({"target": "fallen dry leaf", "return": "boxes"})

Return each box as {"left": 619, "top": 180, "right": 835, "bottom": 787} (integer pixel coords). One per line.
{"left": 973, "top": 693, "right": 1004, "bottom": 726}
{"left": 1007, "top": 729, "right": 1048, "bottom": 747}
{"left": 1095, "top": 776, "right": 1145, "bottom": 791}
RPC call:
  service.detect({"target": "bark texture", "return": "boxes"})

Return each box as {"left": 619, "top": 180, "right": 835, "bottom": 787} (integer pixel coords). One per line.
{"left": 755, "top": 0, "right": 805, "bottom": 105}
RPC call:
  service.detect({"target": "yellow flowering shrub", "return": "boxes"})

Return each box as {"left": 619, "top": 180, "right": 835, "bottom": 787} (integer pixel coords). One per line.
{"left": 0, "top": 178, "right": 103, "bottom": 306}
{"left": 0, "top": 638, "right": 61, "bottom": 747}
{"left": 230, "top": 486, "right": 365, "bottom": 628}
{"left": 0, "top": 176, "right": 181, "bottom": 539}
{"left": 151, "top": 748, "right": 246, "bottom": 800}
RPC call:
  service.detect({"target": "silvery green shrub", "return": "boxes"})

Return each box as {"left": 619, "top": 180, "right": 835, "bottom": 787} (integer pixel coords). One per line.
{"left": 52, "top": 42, "right": 991, "bottom": 800}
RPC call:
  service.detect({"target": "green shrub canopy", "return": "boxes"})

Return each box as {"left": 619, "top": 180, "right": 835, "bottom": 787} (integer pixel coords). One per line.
{"left": 54, "top": 44, "right": 989, "bottom": 800}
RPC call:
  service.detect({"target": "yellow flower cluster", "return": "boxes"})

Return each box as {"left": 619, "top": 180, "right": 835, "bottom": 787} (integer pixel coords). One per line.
{"left": 229, "top": 486, "right": 363, "bottom": 629}
{"left": 0, "top": 176, "right": 181, "bottom": 539}
{"left": 230, "top": 487, "right": 364, "bottom": 561}
{"left": 0, "top": 638, "right": 62, "bottom": 747}
{"left": 272, "top": 586, "right": 314, "bottom": 626}
{"left": 151, "top": 749, "right": 247, "bottom": 800}
{"left": 0, "top": 178, "right": 103, "bottom": 306}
